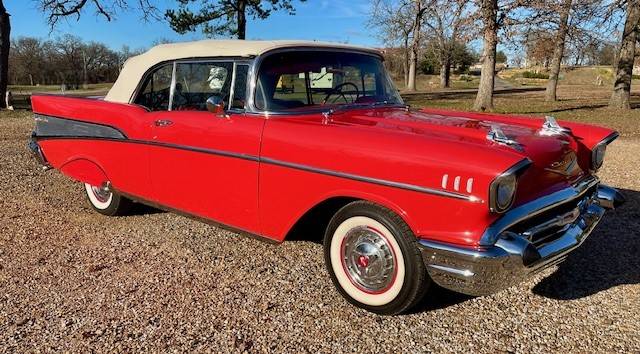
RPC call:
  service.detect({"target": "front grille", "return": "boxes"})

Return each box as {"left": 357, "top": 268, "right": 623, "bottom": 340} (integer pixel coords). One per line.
{"left": 507, "top": 184, "right": 597, "bottom": 248}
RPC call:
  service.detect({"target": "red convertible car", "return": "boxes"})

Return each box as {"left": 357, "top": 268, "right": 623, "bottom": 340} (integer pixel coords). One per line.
{"left": 29, "top": 40, "right": 624, "bottom": 315}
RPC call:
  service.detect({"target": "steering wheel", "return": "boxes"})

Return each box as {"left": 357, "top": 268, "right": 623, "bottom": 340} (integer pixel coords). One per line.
{"left": 322, "top": 82, "right": 360, "bottom": 105}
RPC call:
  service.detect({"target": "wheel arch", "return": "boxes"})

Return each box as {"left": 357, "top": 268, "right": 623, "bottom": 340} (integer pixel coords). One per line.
{"left": 59, "top": 158, "right": 109, "bottom": 187}
{"left": 282, "top": 192, "right": 415, "bottom": 243}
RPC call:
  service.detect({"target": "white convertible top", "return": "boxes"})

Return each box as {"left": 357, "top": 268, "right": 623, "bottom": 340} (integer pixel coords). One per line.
{"left": 105, "top": 39, "right": 381, "bottom": 103}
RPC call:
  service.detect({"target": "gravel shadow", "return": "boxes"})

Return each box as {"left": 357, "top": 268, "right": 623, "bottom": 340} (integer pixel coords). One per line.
{"left": 128, "top": 202, "right": 165, "bottom": 216}
{"left": 409, "top": 284, "right": 473, "bottom": 313}
{"left": 533, "top": 188, "right": 640, "bottom": 300}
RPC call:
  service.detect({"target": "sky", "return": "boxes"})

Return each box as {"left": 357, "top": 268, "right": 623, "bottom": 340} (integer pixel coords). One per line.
{"left": 8, "top": 0, "right": 379, "bottom": 51}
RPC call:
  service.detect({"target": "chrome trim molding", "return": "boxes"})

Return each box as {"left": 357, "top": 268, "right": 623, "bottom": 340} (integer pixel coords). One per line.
{"left": 32, "top": 130, "right": 480, "bottom": 202}
{"left": 488, "top": 158, "right": 532, "bottom": 214}
{"left": 599, "top": 131, "right": 620, "bottom": 146}
{"left": 260, "top": 157, "right": 481, "bottom": 202}
{"left": 168, "top": 61, "right": 177, "bottom": 111}
{"left": 418, "top": 183, "right": 621, "bottom": 296}
{"left": 591, "top": 131, "right": 619, "bottom": 171}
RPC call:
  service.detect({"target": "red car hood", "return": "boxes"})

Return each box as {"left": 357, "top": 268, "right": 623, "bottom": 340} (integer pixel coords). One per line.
{"left": 327, "top": 107, "right": 586, "bottom": 202}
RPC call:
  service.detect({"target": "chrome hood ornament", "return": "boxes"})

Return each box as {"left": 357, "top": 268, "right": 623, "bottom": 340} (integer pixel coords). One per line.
{"left": 487, "top": 125, "right": 521, "bottom": 150}
{"left": 540, "top": 116, "right": 571, "bottom": 136}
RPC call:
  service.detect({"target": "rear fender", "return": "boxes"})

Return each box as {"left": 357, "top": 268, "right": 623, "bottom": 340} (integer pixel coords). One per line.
{"left": 59, "top": 158, "right": 109, "bottom": 187}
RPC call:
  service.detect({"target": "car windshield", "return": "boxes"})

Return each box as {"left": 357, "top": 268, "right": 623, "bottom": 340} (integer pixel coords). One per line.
{"left": 255, "top": 50, "right": 403, "bottom": 113}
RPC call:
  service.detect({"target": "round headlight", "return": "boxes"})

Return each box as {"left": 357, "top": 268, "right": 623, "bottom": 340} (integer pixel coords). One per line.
{"left": 592, "top": 143, "right": 607, "bottom": 170}
{"left": 491, "top": 174, "right": 517, "bottom": 213}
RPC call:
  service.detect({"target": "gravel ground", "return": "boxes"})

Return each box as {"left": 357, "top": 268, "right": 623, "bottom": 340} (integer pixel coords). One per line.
{"left": 1, "top": 112, "right": 639, "bottom": 353}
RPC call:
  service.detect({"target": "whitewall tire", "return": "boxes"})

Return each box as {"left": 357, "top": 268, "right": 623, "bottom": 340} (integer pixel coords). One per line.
{"left": 83, "top": 182, "right": 132, "bottom": 216}
{"left": 324, "top": 201, "right": 430, "bottom": 315}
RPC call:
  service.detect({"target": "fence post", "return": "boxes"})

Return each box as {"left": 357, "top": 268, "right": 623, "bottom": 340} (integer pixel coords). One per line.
{"left": 5, "top": 90, "right": 13, "bottom": 110}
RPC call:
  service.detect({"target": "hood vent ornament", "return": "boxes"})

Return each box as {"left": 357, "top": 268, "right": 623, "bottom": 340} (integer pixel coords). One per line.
{"left": 487, "top": 125, "right": 521, "bottom": 150}
{"left": 540, "top": 116, "right": 572, "bottom": 136}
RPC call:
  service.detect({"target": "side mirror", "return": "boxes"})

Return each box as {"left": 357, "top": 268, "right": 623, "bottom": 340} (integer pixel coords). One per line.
{"left": 206, "top": 96, "right": 227, "bottom": 117}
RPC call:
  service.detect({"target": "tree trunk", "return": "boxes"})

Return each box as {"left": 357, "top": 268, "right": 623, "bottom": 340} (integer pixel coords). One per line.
{"left": 29, "top": 73, "right": 34, "bottom": 86}
{"left": 403, "top": 37, "right": 409, "bottom": 86}
{"left": 407, "top": 0, "right": 422, "bottom": 91}
{"left": 0, "top": 0, "right": 9, "bottom": 109}
{"left": 439, "top": 55, "right": 451, "bottom": 88}
{"left": 610, "top": 0, "right": 640, "bottom": 109}
{"left": 237, "top": 0, "right": 247, "bottom": 40}
{"left": 545, "top": 0, "right": 572, "bottom": 102}
{"left": 82, "top": 50, "right": 88, "bottom": 89}
{"left": 473, "top": 0, "right": 498, "bottom": 111}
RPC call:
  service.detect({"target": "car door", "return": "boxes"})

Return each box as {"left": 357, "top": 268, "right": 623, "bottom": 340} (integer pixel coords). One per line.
{"left": 144, "top": 61, "right": 264, "bottom": 234}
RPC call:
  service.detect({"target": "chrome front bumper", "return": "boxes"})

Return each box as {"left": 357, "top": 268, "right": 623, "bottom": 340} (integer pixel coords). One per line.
{"left": 418, "top": 178, "right": 624, "bottom": 296}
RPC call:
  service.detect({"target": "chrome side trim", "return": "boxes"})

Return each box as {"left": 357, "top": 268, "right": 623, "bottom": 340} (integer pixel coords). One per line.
{"left": 480, "top": 175, "right": 599, "bottom": 246}
{"left": 32, "top": 133, "right": 481, "bottom": 202}
{"left": 260, "top": 157, "right": 481, "bottom": 202}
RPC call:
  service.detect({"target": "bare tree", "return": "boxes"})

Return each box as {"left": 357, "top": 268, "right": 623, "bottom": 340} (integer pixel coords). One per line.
{"left": 38, "top": 0, "right": 159, "bottom": 28}
{"left": 610, "top": 0, "right": 640, "bottom": 109}
{"left": 9, "top": 36, "right": 129, "bottom": 87}
{"left": 368, "top": 0, "right": 415, "bottom": 86}
{"left": 0, "top": 0, "right": 10, "bottom": 109}
{"left": 545, "top": 0, "right": 573, "bottom": 101}
{"left": 407, "top": 0, "right": 427, "bottom": 91}
{"left": 473, "top": 0, "right": 499, "bottom": 111}
{"left": 9, "top": 38, "right": 44, "bottom": 86}
{"left": 421, "top": 0, "right": 475, "bottom": 88}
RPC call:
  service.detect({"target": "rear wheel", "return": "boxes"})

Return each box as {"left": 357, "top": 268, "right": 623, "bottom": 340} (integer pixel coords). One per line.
{"left": 84, "top": 183, "right": 132, "bottom": 216}
{"left": 324, "top": 201, "right": 430, "bottom": 315}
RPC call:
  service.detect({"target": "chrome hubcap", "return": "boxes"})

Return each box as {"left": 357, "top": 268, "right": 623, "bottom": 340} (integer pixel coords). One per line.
{"left": 341, "top": 226, "right": 396, "bottom": 293}
{"left": 91, "top": 185, "right": 111, "bottom": 203}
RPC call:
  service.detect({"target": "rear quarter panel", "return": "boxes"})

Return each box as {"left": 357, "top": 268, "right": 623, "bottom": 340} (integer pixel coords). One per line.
{"left": 31, "top": 95, "right": 154, "bottom": 199}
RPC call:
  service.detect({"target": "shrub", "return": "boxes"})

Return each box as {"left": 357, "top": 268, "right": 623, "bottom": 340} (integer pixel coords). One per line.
{"left": 522, "top": 71, "right": 549, "bottom": 79}
{"left": 632, "top": 74, "right": 640, "bottom": 80}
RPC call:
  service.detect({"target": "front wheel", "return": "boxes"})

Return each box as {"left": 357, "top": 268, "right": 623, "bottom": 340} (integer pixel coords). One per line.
{"left": 324, "top": 201, "right": 430, "bottom": 315}
{"left": 84, "top": 183, "right": 132, "bottom": 216}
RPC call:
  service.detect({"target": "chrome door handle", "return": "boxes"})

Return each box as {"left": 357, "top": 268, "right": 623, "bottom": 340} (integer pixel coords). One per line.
{"left": 154, "top": 119, "right": 173, "bottom": 127}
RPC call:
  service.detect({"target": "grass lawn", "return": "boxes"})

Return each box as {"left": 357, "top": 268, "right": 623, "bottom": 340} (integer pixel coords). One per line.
{"left": 405, "top": 84, "right": 640, "bottom": 137}
{"left": 9, "top": 83, "right": 113, "bottom": 95}
{"left": 6, "top": 82, "right": 638, "bottom": 137}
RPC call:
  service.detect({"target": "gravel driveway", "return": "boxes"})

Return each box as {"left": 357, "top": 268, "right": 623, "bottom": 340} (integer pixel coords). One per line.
{"left": 1, "top": 113, "right": 639, "bottom": 352}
